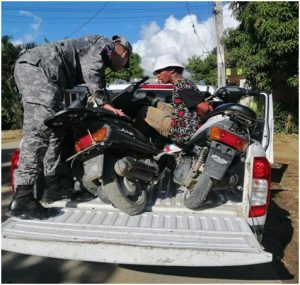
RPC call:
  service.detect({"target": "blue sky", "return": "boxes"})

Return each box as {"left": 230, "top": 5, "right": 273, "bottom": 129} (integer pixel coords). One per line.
{"left": 2, "top": 1, "right": 215, "bottom": 44}
{"left": 2, "top": 1, "right": 238, "bottom": 74}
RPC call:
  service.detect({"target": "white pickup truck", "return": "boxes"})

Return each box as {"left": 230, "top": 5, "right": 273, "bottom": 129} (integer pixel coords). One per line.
{"left": 2, "top": 84, "right": 274, "bottom": 267}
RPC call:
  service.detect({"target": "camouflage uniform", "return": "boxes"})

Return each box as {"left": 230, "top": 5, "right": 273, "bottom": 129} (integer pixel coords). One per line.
{"left": 14, "top": 35, "right": 114, "bottom": 186}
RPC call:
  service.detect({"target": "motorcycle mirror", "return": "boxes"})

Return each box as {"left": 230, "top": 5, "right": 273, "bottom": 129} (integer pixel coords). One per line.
{"left": 111, "top": 76, "right": 150, "bottom": 104}
{"left": 134, "top": 76, "right": 149, "bottom": 87}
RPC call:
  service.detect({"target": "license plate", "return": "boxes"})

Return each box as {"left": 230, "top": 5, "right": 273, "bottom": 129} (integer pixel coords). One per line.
{"left": 204, "top": 141, "right": 236, "bottom": 180}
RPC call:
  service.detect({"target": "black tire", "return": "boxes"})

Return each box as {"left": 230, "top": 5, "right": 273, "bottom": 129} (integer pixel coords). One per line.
{"left": 103, "top": 175, "right": 147, "bottom": 216}
{"left": 97, "top": 185, "right": 111, "bottom": 204}
{"left": 183, "top": 173, "right": 213, "bottom": 210}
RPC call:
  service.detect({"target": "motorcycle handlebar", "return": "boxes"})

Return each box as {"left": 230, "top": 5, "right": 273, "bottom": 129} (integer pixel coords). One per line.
{"left": 245, "top": 89, "right": 260, "bottom": 96}
{"left": 68, "top": 76, "right": 150, "bottom": 109}
{"left": 133, "top": 76, "right": 150, "bottom": 88}
{"left": 213, "top": 86, "right": 261, "bottom": 99}
{"left": 67, "top": 93, "right": 87, "bottom": 109}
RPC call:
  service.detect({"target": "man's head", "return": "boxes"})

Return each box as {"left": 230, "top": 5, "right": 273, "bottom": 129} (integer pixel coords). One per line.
{"left": 110, "top": 35, "right": 132, "bottom": 71}
{"left": 153, "top": 55, "right": 184, "bottom": 84}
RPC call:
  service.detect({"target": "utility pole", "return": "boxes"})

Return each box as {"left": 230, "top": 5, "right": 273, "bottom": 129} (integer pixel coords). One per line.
{"left": 214, "top": 1, "right": 226, "bottom": 88}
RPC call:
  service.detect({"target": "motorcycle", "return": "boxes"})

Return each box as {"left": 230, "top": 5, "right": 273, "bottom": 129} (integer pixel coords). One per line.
{"left": 45, "top": 79, "right": 259, "bottom": 214}
{"left": 180, "top": 92, "right": 258, "bottom": 209}
{"left": 46, "top": 77, "right": 160, "bottom": 215}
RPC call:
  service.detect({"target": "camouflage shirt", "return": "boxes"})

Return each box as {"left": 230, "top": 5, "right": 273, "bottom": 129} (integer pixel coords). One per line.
{"left": 16, "top": 35, "right": 114, "bottom": 105}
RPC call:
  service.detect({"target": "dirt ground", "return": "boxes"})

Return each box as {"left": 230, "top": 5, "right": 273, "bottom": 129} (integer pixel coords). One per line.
{"left": 263, "top": 133, "right": 299, "bottom": 283}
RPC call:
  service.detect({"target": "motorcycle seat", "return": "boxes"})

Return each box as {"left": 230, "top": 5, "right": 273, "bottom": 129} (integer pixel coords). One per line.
{"left": 207, "top": 103, "right": 257, "bottom": 121}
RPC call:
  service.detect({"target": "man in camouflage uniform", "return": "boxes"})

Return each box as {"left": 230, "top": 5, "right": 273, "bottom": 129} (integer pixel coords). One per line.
{"left": 8, "top": 35, "right": 132, "bottom": 219}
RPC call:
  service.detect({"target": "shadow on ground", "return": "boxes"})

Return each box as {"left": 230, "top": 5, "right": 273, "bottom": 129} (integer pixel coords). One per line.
{"left": 261, "top": 189, "right": 295, "bottom": 281}
{"left": 1, "top": 251, "right": 117, "bottom": 283}
{"left": 259, "top": 162, "right": 295, "bottom": 281}
{"left": 271, "top": 163, "right": 288, "bottom": 183}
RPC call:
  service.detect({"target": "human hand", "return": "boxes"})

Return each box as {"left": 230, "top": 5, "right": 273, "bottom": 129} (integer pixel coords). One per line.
{"left": 196, "top": 102, "right": 213, "bottom": 117}
{"left": 102, "top": 103, "right": 125, "bottom": 116}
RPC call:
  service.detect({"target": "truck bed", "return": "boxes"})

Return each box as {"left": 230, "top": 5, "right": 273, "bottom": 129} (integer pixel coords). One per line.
{"left": 2, "top": 187, "right": 272, "bottom": 266}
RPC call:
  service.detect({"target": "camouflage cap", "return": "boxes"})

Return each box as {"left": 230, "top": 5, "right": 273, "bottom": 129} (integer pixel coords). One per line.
{"left": 112, "top": 35, "right": 132, "bottom": 55}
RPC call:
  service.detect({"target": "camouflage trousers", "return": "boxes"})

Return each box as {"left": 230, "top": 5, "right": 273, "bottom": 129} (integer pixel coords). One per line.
{"left": 14, "top": 61, "right": 64, "bottom": 186}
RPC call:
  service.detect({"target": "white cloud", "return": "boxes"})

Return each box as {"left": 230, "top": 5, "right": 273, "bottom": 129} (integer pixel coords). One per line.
{"left": 133, "top": 3, "right": 239, "bottom": 75}
{"left": 12, "top": 10, "right": 42, "bottom": 46}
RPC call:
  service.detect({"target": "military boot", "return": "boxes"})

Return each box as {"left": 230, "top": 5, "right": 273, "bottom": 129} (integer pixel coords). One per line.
{"left": 41, "top": 176, "right": 94, "bottom": 203}
{"left": 7, "top": 185, "right": 59, "bottom": 219}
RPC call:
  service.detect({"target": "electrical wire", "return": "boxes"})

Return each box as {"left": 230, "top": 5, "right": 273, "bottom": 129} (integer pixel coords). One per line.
{"left": 179, "top": 33, "right": 195, "bottom": 54}
{"left": 4, "top": 13, "right": 193, "bottom": 21}
{"left": 190, "top": 2, "right": 217, "bottom": 41}
{"left": 3, "top": 4, "right": 213, "bottom": 12}
{"left": 185, "top": 1, "right": 210, "bottom": 56}
{"left": 65, "top": 2, "right": 109, "bottom": 39}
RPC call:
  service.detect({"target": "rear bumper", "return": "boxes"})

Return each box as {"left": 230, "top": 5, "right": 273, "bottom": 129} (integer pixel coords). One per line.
{"left": 2, "top": 205, "right": 272, "bottom": 266}
{"left": 2, "top": 234, "right": 272, "bottom": 266}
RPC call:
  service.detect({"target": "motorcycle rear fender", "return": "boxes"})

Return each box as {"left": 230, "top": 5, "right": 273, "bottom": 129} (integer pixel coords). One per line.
{"left": 67, "top": 125, "right": 157, "bottom": 162}
{"left": 191, "top": 115, "right": 228, "bottom": 140}
{"left": 83, "top": 154, "right": 104, "bottom": 182}
{"left": 204, "top": 141, "right": 236, "bottom": 180}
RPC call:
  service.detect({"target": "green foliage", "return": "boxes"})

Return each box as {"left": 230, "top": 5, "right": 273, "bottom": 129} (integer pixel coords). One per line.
{"left": 2, "top": 36, "right": 23, "bottom": 129}
{"left": 185, "top": 49, "right": 217, "bottom": 86}
{"left": 273, "top": 101, "right": 298, "bottom": 134}
{"left": 105, "top": 53, "right": 144, "bottom": 83}
{"left": 225, "top": 2, "right": 298, "bottom": 93}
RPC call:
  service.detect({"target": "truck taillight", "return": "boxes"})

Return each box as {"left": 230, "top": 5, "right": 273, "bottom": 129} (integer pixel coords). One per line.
{"left": 11, "top": 149, "right": 20, "bottom": 193}
{"left": 249, "top": 157, "right": 271, "bottom": 217}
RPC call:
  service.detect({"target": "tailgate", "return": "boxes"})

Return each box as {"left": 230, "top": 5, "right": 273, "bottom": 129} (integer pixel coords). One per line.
{"left": 2, "top": 205, "right": 272, "bottom": 266}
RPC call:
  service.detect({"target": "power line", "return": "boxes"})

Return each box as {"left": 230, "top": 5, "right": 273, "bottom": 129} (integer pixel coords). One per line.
{"left": 4, "top": 18, "right": 179, "bottom": 25}
{"left": 185, "top": 2, "right": 209, "bottom": 56}
{"left": 192, "top": 2, "right": 217, "bottom": 40}
{"left": 179, "top": 33, "right": 195, "bottom": 54}
{"left": 3, "top": 9, "right": 211, "bottom": 19}
{"left": 3, "top": 4, "right": 213, "bottom": 12}
{"left": 3, "top": 12, "right": 202, "bottom": 21}
{"left": 4, "top": 15, "right": 189, "bottom": 24}
{"left": 65, "top": 2, "right": 109, "bottom": 39}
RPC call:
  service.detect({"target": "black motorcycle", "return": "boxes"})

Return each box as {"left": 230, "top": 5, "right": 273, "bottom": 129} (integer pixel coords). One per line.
{"left": 46, "top": 80, "right": 260, "bottom": 215}
{"left": 46, "top": 77, "right": 161, "bottom": 215}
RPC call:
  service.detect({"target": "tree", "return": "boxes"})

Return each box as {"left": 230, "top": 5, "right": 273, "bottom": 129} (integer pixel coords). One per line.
{"left": 105, "top": 53, "right": 144, "bottom": 83}
{"left": 185, "top": 49, "right": 218, "bottom": 87}
{"left": 225, "top": 2, "right": 298, "bottom": 111}
{"left": 2, "top": 36, "right": 23, "bottom": 129}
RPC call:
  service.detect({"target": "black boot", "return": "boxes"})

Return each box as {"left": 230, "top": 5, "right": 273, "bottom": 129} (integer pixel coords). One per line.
{"left": 41, "top": 176, "right": 94, "bottom": 203}
{"left": 7, "top": 185, "right": 59, "bottom": 220}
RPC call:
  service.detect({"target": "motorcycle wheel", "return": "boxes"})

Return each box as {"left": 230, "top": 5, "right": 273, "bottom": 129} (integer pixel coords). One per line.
{"left": 183, "top": 173, "right": 213, "bottom": 210}
{"left": 103, "top": 173, "right": 147, "bottom": 216}
{"left": 97, "top": 186, "right": 111, "bottom": 204}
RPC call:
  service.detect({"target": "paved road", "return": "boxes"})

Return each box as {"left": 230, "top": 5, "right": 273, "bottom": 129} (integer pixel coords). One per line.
{"left": 1, "top": 137, "right": 281, "bottom": 283}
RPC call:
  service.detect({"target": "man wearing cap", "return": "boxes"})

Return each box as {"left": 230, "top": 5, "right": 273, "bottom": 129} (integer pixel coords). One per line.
{"left": 142, "top": 54, "right": 210, "bottom": 147}
{"left": 9, "top": 35, "right": 132, "bottom": 219}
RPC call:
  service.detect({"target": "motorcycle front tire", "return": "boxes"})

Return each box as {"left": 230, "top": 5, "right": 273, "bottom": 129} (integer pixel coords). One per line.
{"left": 183, "top": 173, "right": 213, "bottom": 210}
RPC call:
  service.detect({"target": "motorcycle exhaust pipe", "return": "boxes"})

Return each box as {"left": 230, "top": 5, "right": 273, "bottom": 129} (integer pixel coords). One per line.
{"left": 114, "top": 157, "right": 158, "bottom": 183}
